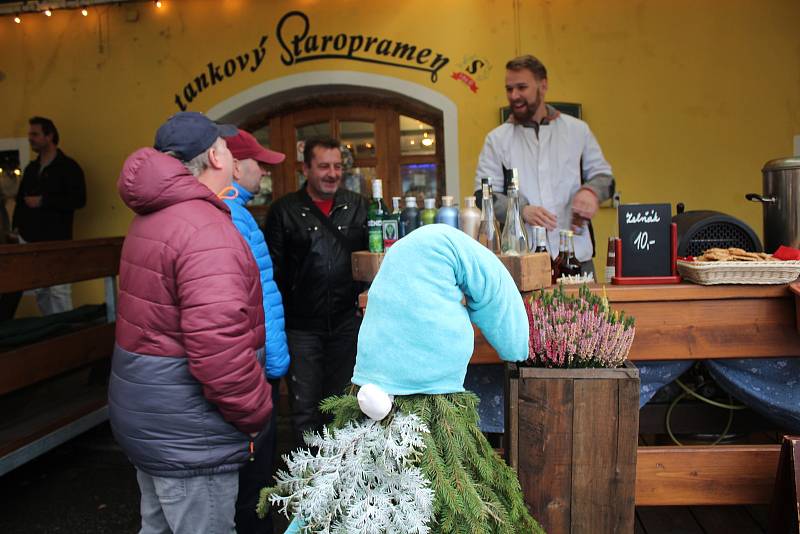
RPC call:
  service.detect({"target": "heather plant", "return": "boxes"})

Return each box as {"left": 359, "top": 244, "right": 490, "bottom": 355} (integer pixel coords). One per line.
{"left": 526, "top": 284, "right": 635, "bottom": 368}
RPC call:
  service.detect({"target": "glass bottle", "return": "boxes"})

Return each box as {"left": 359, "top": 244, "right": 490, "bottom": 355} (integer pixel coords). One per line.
{"left": 421, "top": 198, "right": 437, "bottom": 226}
{"left": 477, "top": 181, "right": 501, "bottom": 253}
{"left": 605, "top": 236, "right": 617, "bottom": 283}
{"left": 367, "top": 179, "right": 388, "bottom": 253}
{"left": 383, "top": 197, "right": 402, "bottom": 249}
{"left": 562, "top": 230, "right": 582, "bottom": 277}
{"left": 435, "top": 195, "right": 459, "bottom": 229}
{"left": 400, "top": 196, "right": 421, "bottom": 237}
{"left": 460, "top": 196, "right": 481, "bottom": 239}
{"left": 533, "top": 226, "right": 549, "bottom": 254}
{"left": 500, "top": 184, "right": 529, "bottom": 255}
{"left": 552, "top": 230, "right": 567, "bottom": 283}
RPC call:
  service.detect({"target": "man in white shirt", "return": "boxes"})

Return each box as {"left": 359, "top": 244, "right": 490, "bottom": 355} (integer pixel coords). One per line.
{"left": 475, "top": 55, "right": 614, "bottom": 274}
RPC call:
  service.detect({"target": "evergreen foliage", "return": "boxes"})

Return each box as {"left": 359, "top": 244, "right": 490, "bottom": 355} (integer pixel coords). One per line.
{"left": 260, "top": 392, "right": 546, "bottom": 534}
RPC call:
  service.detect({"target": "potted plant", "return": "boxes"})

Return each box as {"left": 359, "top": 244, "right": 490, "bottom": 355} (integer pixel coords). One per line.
{"left": 506, "top": 284, "right": 639, "bottom": 534}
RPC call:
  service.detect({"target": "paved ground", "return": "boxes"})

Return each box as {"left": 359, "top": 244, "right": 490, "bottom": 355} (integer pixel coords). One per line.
{"left": 0, "top": 416, "right": 293, "bottom": 533}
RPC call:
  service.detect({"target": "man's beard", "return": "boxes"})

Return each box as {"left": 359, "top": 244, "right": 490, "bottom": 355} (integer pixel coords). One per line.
{"left": 511, "top": 88, "right": 541, "bottom": 123}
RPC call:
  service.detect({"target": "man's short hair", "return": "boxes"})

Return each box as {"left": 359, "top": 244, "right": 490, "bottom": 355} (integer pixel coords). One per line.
{"left": 303, "top": 136, "right": 341, "bottom": 166}
{"left": 166, "top": 137, "right": 225, "bottom": 177}
{"left": 29, "top": 116, "right": 59, "bottom": 145}
{"left": 505, "top": 55, "right": 548, "bottom": 81}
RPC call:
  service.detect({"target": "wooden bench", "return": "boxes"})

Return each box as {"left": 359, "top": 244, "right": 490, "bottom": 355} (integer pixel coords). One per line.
{"left": 0, "top": 237, "right": 123, "bottom": 476}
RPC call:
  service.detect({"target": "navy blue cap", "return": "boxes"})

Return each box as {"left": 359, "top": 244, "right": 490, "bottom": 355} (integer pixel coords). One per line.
{"left": 154, "top": 111, "right": 238, "bottom": 161}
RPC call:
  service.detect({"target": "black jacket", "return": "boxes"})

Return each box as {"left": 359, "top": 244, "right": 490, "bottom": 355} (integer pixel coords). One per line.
{"left": 13, "top": 149, "right": 86, "bottom": 242}
{"left": 265, "top": 184, "right": 368, "bottom": 331}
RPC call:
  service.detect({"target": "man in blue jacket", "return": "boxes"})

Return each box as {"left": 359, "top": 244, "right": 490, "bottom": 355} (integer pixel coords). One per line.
{"left": 223, "top": 129, "right": 289, "bottom": 534}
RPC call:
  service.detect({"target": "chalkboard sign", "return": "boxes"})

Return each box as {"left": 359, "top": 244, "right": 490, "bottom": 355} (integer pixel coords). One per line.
{"left": 618, "top": 203, "right": 672, "bottom": 277}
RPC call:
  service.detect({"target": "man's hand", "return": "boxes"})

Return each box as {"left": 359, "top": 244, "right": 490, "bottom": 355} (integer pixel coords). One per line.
{"left": 24, "top": 196, "right": 43, "bottom": 208}
{"left": 522, "top": 205, "right": 558, "bottom": 231}
{"left": 570, "top": 188, "right": 599, "bottom": 232}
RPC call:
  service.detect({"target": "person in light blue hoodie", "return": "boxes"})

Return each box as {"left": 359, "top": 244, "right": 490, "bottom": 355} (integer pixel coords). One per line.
{"left": 223, "top": 129, "right": 289, "bottom": 534}
{"left": 267, "top": 224, "right": 543, "bottom": 533}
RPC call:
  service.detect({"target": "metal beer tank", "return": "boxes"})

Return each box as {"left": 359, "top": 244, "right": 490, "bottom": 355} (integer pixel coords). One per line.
{"left": 746, "top": 157, "right": 800, "bottom": 253}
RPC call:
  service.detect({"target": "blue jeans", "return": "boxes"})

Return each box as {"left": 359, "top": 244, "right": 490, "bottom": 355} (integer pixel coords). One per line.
{"left": 136, "top": 469, "right": 238, "bottom": 534}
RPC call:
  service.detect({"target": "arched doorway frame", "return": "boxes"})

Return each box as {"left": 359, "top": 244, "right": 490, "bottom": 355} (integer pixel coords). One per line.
{"left": 206, "top": 70, "right": 460, "bottom": 199}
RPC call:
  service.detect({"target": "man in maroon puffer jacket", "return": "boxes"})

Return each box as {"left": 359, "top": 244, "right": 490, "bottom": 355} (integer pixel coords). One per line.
{"left": 109, "top": 112, "right": 272, "bottom": 534}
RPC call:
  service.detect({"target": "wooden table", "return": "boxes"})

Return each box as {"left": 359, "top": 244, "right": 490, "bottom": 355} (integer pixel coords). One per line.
{"left": 362, "top": 281, "right": 799, "bottom": 505}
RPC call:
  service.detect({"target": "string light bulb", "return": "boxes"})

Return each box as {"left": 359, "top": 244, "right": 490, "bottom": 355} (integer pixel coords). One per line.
{"left": 44, "top": 9, "right": 52, "bottom": 16}
{"left": 155, "top": 0, "right": 163, "bottom": 7}
{"left": 81, "top": 8, "right": 89, "bottom": 16}
{"left": 14, "top": 15, "right": 22, "bottom": 23}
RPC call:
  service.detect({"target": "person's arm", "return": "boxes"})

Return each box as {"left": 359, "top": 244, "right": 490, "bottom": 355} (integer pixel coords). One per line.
{"left": 474, "top": 133, "right": 506, "bottom": 196}
{"left": 176, "top": 221, "right": 272, "bottom": 434}
{"left": 265, "top": 203, "right": 289, "bottom": 297}
{"left": 42, "top": 160, "right": 87, "bottom": 210}
{"left": 579, "top": 126, "right": 614, "bottom": 203}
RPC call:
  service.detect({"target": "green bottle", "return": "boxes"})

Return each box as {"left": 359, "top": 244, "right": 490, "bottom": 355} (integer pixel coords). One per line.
{"left": 421, "top": 198, "right": 437, "bottom": 226}
{"left": 367, "top": 179, "right": 388, "bottom": 253}
{"left": 383, "top": 197, "right": 402, "bottom": 249}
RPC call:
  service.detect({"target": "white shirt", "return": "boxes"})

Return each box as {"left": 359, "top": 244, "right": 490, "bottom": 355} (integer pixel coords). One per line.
{"left": 475, "top": 113, "right": 612, "bottom": 262}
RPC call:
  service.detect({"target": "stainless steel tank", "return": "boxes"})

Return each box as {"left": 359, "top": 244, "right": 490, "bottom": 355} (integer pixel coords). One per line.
{"left": 745, "top": 157, "right": 800, "bottom": 253}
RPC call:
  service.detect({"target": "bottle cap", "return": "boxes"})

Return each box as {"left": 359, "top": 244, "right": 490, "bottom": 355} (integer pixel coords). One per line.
{"left": 441, "top": 196, "right": 454, "bottom": 207}
{"left": 424, "top": 198, "right": 436, "bottom": 209}
{"left": 464, "top": 196, "right": 476, "bottom": 208}
{"left": 371, "top": 179, "right": 383, "bottom": 198}
{"left": 404, "top": 196, "right": 418, "bottom": 208}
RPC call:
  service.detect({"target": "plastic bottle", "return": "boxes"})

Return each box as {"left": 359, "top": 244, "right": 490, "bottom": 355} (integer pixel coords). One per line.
{"left": 460, "top": 196, "right": 481, "bottom": 239}
{"left": 420, "top": 198, "right": 437, "bottom": 226}
{"left": 400, "top": 197, "right": 421, "bottom": 237}
{"left": 435, "top": 196, "right": 459, "bottom": 229}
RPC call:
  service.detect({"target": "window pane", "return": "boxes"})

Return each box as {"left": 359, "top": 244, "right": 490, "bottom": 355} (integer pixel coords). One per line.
{"left": 340, "top": 121, "right": 376, "bottom": 158}
{"left": 344, "top": 166, "right": 376, "bottom": 197}
{"left": 400, "top": 115, "right": 436, "bottom": 156}
{"left": 401, "top": 163, "right": 438, "bottom": 207}
{"left": 296, "top": 122, "right": 332, "bottom": 162}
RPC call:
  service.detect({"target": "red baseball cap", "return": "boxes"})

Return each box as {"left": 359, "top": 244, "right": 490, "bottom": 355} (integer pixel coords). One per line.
{"left": 224, "top": 129, "right": 285, "bottom": 165}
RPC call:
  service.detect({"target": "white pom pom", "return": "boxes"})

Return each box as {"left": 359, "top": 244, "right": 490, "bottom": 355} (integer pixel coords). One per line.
{"left": 357, "top": 384, "right": 394, "bottom": 421}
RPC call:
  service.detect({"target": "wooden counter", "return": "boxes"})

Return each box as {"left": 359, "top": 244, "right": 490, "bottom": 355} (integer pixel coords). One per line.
{"left": 361, "top": 282, "right": 800, "bottom": 364}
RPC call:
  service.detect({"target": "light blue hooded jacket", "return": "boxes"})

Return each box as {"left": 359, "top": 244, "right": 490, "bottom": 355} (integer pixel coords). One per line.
{"left": 224, "top": 182, "right": 290, "bottom": 379}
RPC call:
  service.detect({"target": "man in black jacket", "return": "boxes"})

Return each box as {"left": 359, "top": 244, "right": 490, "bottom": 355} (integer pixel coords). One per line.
{"left": 265, "top": 136, "right": 368, "bottom": 447}
{"left": 12, "top": 116, "right": 86, "bottom": 314}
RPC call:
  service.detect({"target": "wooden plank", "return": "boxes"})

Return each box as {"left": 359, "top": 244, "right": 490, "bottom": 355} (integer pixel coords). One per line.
{"left": 635, "top": 445, "right": 782, "bottom": 505}
{"left": 767, "top": 436, "right": 800, "bottom": 533}
{"left": 561, "top": 282, "right": 793, "bottom": 303}
{"left": 517, "top": 377, "right": 573, "bottom": 534}
{"left": 351, "top": 251, "right": 384, "bottom": 282}
{"left": 620, "top": 298, "right": 800, "bottom": 360}
{"left": 692, "top": 506, "right": 765, "bottom": 534}
{"left": 636, "top": 507, "right": 705, "bottom": 534}
{"left": 791, "top": 282, "right": 800, "bottom": 333}
{"left": 497, "top": 252, "right": 552, "bottom": 291}
{"left": 572, "top": 378, "right": 637, "bottom": 533}
{"left": 0, "top": 323, "right": 115, "bottom": 395}
{"left": 0, "top": 237, "right": 123, "bottom": 292}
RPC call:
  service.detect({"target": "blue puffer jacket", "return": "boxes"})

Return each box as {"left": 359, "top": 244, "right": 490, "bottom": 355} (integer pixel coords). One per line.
{"left": 225, "top": 182, "right": 290, "bottom": 379}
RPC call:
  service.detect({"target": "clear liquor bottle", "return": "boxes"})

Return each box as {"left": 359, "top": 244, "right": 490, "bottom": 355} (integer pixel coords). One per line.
{"left": 500, "top": 184, "right": 529, "bottom": 255}
{"left": 477, "top": 180, "right": 501, "bottom": 253}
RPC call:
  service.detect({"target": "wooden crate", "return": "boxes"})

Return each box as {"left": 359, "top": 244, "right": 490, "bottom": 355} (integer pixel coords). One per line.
{"left": 352, "top": 250, "right": 552, "bottom": 291}
{"left": 506, "top": 362, "right": 640, "bottom": 534}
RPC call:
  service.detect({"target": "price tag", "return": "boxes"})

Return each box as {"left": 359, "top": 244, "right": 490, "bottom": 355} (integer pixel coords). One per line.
{"left": 618, "top": 204, "right": 671, "bottom": 277}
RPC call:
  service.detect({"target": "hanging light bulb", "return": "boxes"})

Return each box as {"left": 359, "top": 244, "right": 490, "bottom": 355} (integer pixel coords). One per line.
{"left": 44, "top": 9, "right": 53, "bottom": 17}
{"left": 155, "top": 0, "right": 163, "bottom": 7}
{"left": 81, "top": 8, "right": 89, "bottom": 16}
{"left": 14, "top": 15, "right": 22, "bottom": 23}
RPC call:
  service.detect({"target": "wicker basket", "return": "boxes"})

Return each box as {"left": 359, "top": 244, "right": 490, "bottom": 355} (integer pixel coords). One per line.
{"left": 676, "top": 260, "right": 800, "bottom": 285}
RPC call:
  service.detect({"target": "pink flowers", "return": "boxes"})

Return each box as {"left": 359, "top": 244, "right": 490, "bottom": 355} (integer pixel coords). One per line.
{"left": 526, "top": 285, "right": 635, "bottom": 368}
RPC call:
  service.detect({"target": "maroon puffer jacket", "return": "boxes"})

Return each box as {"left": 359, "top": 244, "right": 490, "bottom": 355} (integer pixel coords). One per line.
{"left": 109, "top": 147, "right": 271, "bottom": 476}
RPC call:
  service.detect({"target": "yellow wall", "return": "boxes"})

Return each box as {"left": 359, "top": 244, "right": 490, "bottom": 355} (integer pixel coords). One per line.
{"left": 1, "top": 0, "right": 799, "bottom": 307}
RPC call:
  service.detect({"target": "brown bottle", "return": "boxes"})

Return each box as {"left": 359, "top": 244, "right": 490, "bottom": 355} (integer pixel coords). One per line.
{"left": 562, "top": 230, "right": 582, "bottom": 277}
{"left": 552, "top": 230, "right": 567, "bottom": 283}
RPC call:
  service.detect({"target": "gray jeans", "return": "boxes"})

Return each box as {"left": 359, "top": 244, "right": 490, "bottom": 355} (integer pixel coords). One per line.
{"left": 136, "top": 469, "right": 238, "bottom": 534}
